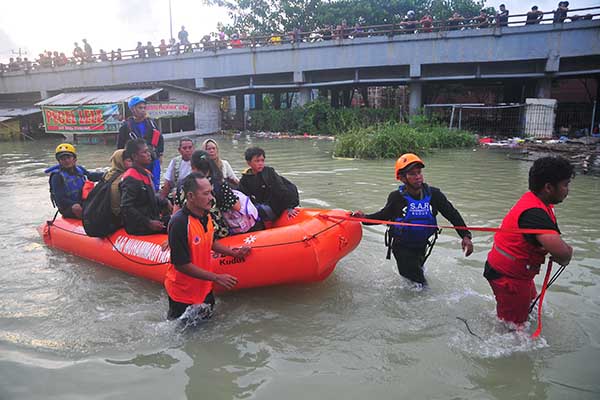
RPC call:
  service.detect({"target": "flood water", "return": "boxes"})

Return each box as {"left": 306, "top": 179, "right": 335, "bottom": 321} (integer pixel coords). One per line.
{"left": 0, "top": 136, "right": 599, "bottom": 399}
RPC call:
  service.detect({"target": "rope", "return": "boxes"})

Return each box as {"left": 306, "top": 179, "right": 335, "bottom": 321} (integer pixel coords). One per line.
{"left": 456, "top": 317, "right": 483, "bottom": 341}
{"left": 46, "top": 220, "right": 169, "bottom": 266}
{"left": 44, "top": 213, "right": 348, "bottom": 264}
{"left": 529, "top": 262, "right": 566, "bottom": 314}
{"left": 249, "top": 217, "right": 345, "bottom": 249}
{"left": 323, "top": 214, "right": 560, "bottom": 235}
{"left": 532, "top": 260, "right": 553, "bottom": 339}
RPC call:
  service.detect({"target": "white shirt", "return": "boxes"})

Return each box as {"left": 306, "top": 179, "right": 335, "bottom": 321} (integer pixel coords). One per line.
{"left": 164, "top": 157, "right": 192, "bottom": 190}
{"left": 221, "top": 159, "right": 238, "bottom": 182}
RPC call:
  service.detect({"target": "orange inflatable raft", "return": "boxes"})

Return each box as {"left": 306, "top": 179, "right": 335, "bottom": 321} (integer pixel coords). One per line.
{"left": 38, "top": 208, "right": 362, "bottom": 293}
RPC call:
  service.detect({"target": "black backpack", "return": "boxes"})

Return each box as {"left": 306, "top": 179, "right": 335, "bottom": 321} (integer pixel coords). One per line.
{"left": 82, "top": 174, "right": 121, "bottom": 237}
{"left": 281, "top": 176, "right": 300, "bottom": 208}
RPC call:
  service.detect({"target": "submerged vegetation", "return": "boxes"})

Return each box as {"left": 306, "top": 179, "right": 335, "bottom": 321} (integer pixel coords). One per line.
{"left": 248, "top": 100, "right": 477, "bottom": 159}
{"left": 249, "top": 100, "right": 400, "bottom": 135}
{"left": 334, "top": 118, "right": 477, "bottom": 159}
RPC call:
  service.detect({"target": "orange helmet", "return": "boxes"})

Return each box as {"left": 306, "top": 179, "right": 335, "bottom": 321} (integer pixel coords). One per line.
{"left": 395, "top": 153, "right": 424, "bottom": 179}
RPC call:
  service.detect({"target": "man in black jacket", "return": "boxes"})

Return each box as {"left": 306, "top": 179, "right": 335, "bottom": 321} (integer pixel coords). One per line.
{"left": 117, "top": 96, "right": 164, "bottom": 191}
{"left": 353, "top": 153, "right": 473, "bottom": 288}
{"left": 120, "top": 139, "right": 170, "bottom": 235}
{"left": 239, "top": 147, "right": 299, "bottom": 225}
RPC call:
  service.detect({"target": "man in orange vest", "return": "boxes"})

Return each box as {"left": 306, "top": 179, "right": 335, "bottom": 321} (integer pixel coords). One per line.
{"left": 164, "top": 172, "right": 251, "bottom": 321}
{"left": 485, "top": 156, "right": 574, "bottom": 326}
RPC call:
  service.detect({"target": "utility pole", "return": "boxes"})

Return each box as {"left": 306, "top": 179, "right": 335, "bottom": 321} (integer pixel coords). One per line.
{"left": 169, "top": 0, "right": 173, "bottom": 40}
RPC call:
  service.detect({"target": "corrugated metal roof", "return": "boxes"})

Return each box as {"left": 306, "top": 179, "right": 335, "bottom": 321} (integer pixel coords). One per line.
{"left": 0, "top": 116, "right": 14, "bottom": 122}
{"left": 35, "top": 88, "right": 163, "bottom": 106}
{"left": 0, "top": 107, "right": 41, "bottom": 117}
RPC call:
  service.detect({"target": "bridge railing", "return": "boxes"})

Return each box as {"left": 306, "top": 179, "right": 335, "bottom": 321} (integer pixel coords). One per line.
{"left": 1, "top": 6, "right": 599, "bottom": 75}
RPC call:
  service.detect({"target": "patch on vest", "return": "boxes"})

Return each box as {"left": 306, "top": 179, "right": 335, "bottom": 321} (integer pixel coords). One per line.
{"left": 193, "top": 235, "right": 201, "bottom": 245}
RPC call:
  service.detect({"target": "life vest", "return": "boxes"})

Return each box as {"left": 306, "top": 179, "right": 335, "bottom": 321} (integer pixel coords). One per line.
{"left": 46, "top": 164, "right": 87, "bottom": 206}
{"left": 121, "top": 167, "right": 152, "bottom": 186}
{"left": 126, "top": 118, "right": 161, "bottom": 160}
{"left": 390, "top": 185, "right": 438, "bottom": 248}
{"left": 487, "top": 191, "right": 557, "bottom": 280}
{"left": 164, "top": 212, "right": 215, "bottom": 304}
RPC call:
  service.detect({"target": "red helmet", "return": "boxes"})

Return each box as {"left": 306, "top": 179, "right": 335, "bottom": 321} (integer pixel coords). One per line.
{"left": 395, "top": 153, "right": 424, "bottom": 180}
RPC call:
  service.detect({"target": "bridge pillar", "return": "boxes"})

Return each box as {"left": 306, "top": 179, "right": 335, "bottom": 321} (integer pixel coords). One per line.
{"left": 536, "top": 78, "right": 553, "bottom": 98}
{"left": 408, "top": 82, "right": 422, "bottom": 116}
{"left": 273, "top": 93, "right": 281, "bottom": 110}
{"left": 235, "top": 94, "right": 246, "bottom": 129}
{"left": 254, "top": 93, "right": 263, "bottom": 110}
{"left": 298, "top": 88, "right": 312, "bottom": 106}
{"left": 40, "top": 90, "right": 49, "bottom": 100}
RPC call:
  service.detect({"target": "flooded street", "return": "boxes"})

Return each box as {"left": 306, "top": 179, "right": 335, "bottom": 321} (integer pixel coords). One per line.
{"left": 0, "top": 136, "right": 599, "bottom": 399}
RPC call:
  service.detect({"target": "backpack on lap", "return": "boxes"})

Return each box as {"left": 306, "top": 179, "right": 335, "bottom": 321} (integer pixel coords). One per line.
{"left": 82, "top": 174, "right": 120, "bottom": 237}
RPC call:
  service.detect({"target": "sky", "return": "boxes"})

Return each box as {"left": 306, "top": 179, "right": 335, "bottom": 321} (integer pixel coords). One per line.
{"left": 0, "top": 0, "right": 598, "bottom": 63}
{"left": 0, "top": 0, "right": 230, "bottom": 62}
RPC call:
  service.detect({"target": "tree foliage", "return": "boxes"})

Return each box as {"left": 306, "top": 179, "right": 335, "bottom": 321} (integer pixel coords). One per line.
{"left": 205, "top": 0, "right": 488, "bottom": 34}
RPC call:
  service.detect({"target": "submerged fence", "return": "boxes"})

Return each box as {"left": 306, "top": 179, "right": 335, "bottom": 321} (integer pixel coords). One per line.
{"left": 424, "top": 102, "right": 597, "bottom": 138}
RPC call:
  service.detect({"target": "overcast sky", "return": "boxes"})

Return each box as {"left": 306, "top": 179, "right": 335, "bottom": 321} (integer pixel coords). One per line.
{"left": 0, "top": 0, "right": 597, "bottom": 62}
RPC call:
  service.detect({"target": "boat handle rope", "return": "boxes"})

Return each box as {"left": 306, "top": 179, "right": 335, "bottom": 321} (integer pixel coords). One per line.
{"left": 44, "top": 214, "right": 347, "bottom": 264}
{"left": 45, "top": 220, "right": 169, "bottom": 266}
{"left": 249, "top": 217, "right": 345, "bottom": 249}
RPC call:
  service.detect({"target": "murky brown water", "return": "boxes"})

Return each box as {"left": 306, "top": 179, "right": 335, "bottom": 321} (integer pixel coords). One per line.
{"left": 1, "top": 136, "right": 599, "bottom": 399}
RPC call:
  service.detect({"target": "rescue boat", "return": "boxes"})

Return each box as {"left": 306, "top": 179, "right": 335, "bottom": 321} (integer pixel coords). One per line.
{"left": 38, "top": 208, "right": 362, "bottom": 293}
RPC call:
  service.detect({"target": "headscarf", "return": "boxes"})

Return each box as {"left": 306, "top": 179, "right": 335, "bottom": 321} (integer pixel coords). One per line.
{"left": 104, "top": 149, "right": 128, "bottom": 181}
{"left": 201, "top": 139, "right": 224, "bottom": 173}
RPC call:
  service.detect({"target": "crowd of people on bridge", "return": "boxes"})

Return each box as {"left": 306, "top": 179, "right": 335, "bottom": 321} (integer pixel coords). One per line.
{"left": 1, "top": 2, "right": 595, "bottom": 74}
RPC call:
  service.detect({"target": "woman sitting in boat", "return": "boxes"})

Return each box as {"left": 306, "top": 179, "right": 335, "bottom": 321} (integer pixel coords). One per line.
{"left": 200, "top": 138, "right": 239, "bottom": 186}
{"left": 45, "top": 143, "right": 103, "bottom": 219}
{"left": 190, "top": 150, "right": 253, "bottom": 237}
{"left": 105, "top": 149, "right": 132, "bottom": 226}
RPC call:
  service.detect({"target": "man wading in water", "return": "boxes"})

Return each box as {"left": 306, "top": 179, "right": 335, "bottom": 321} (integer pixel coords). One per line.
{"left": 353, "top": 153, "right": 473, "bottom": 289}
{"left": 164, "top": 172, "right": 250, "bottom": 322}
{"left": 484, "top": 156, "right": 574, "bottom": 326}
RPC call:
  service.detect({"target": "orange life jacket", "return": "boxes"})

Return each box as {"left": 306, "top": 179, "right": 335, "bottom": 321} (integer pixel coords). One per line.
{"left": 164, "top": 213, "right": 215, "bottom": 304}
{"left": 121, "top": 167, "right": 152, "bottom": 186}
{"left": 487, "top": 191, "right": 557, "bottom": 280}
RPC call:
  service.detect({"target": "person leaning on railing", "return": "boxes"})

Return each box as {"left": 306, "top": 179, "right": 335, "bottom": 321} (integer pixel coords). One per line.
{"left": 472, "top": 9, "right": 490, "bottom": 29}
{"left": 419, "top": 13, "right": 434, "bottom": 32}
{"left": 447, "top": 12, "right": 465, "bottom": 30}
{"left": 553, "top": 1, "right": 569, "bottom": 23}
{"left": 495, "top": 4, "right": 510, "bottom": 27}
{"left": 526, "top": 6, "right": 544, "bottom": 24}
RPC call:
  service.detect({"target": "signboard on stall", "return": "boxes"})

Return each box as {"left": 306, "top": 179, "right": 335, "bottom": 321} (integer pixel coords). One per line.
{"left": 41, "top": 104, "right": 123, "bottom": 133}
{"left": 145, "top": 103, "right": 190, "bottom": 119}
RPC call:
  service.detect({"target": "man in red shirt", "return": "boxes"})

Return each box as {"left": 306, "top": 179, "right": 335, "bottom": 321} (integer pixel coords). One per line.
{"left": 485, "top": 157, "right": 574, "bottom": 325}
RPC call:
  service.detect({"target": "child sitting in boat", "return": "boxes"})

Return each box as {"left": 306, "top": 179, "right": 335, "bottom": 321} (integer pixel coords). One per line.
{"left": 45, "top": 143, "right": 103, "bottom": 219}
{"left": 239, "top": 147, "right": 299, "bottom": 229}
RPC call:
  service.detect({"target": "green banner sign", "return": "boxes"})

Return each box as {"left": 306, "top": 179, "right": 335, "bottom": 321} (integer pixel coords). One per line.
{"left": 42, "top": 104, "right": 123, "bottom": 134}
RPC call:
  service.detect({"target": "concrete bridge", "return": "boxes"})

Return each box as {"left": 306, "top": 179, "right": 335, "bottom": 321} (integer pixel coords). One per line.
{"left": 1, "top": 19, "right": 599, "bottom": 115}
